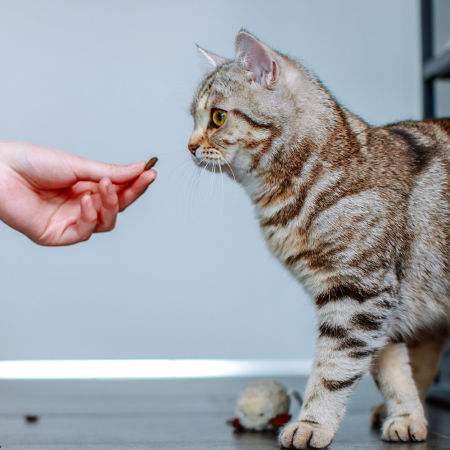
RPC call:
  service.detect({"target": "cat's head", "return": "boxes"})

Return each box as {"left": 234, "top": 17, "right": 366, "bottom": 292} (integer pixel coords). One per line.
{"left": 189, "top": 30, "right": 324, "bottom": 184}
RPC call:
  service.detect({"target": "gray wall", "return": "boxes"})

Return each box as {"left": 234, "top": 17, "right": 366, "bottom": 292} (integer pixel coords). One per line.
{"left": 0, "top": 0, "right": 422, "bottom": 360}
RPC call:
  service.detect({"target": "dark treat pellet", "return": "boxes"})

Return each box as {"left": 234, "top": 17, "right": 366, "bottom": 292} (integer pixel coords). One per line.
{"left": 25, "top": 414, "right": 39, "bottom": 423}
{"left": 144, "top": 157, "right": 158, "bottom": 171}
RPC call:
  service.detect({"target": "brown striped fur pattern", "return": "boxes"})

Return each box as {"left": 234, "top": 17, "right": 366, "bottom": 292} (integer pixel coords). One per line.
{"left": 188, "top": 31, "right": 449, "bottom": 449}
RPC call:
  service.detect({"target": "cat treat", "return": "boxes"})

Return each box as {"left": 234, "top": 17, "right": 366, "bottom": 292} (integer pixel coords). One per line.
{"left": 144, "top": 157, "right": 158, "bottom": 171}
{"left": 25, "top": 414, "right": 39, "bottom": 423}
{"left": 189, "top": 29, "right": 449, "bottom": 449}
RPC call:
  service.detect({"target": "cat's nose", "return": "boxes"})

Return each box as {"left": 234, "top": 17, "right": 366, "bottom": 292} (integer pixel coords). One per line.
{"left": 188, "top": 144, "right": 200, "bottom": 155}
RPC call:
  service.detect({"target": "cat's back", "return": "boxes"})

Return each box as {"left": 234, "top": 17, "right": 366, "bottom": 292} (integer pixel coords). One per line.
{"left": 380, "top": 119, "right": 449, "bottom": 321}
{"left": 382, "top": 118, "right": 449, "bottom": 176}
{"left": 379, "top": 118, "right": 449, "bottom": 229}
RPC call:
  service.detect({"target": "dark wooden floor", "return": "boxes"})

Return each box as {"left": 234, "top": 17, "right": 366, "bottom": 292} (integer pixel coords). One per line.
{"left": 0, "top": 376, "right": 449, "bottom": 449}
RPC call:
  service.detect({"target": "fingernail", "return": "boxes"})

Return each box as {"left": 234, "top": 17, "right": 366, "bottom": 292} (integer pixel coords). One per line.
{"left": 108, "top": 184, "right": 114, "bottom": 195}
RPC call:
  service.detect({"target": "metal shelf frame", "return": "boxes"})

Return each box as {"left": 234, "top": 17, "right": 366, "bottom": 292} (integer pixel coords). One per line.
{"left": 421, "top": 0, "right": 450, "bottom": 118}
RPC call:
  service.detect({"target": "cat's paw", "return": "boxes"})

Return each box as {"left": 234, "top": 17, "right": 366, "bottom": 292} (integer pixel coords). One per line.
{"left": 382, "top": 415, "right": 428, "bottom": 442}
{"left": 370, "top": 403, "right": 386, "bottom": 428}
{"left": 279, "top": 420, "right": 334, "bottom": 449}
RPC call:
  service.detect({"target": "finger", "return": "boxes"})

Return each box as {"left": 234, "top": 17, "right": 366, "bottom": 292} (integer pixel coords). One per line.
{"left": 70, "top": 155, "right": 146, "bottom": 184}
{"left": 90, "top": 191, "right": 102, "bottom": 212}
{"left": 71, "top": 181, "right": 99, "bottom": 196}
{"left": 59, "top": 194, "right": 98, "bottom": 245}
{"left": 96, "top": 178, "right": 119, "bottom": 232}
{"left": 117, "top": 169, "right": 157, "bottom": 211}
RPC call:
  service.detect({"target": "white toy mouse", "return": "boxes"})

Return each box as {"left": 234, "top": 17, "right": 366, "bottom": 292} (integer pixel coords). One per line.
{"left": 230, "top": 379, "right": 302, "bottom": 431}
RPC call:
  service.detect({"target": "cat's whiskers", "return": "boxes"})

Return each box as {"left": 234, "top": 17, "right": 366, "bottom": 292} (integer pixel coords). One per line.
{"left": 198, "top": 158, "right": 214, "bottom": 203}
{"left": 218, "top": 159, "right": 224, "bottom": 195}
{"left": 210, "top": 159, "right": 216, "bottom": 198}
{"left": 219, "top": 159, "right": 227, "bottom": 217}
{"left": 189, "top": 163, "right": 204, "bottom": 214}
{"left": 213, "top": 143, "right": 237, "bottom": 182}
{"left": 194, "top": 148, "right": 229, "bottom": 210}
{"left": 174, "top": 158, "right": 203, "bottom": 219}
{"left": 222, "top": 159, "right": 236, "bottom": 182}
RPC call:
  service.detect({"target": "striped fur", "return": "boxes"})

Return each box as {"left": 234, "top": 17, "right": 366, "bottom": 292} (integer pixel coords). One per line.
{"left": 189, "top": 31, "right": 449, "bottom": 449}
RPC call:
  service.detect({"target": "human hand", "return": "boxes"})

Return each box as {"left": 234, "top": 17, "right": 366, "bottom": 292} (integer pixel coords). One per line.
{"left": 0, "top": 141, "right": 157, "bottom": 245}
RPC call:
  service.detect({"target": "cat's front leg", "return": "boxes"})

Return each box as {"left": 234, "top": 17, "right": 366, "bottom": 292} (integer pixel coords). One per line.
{"left": 371, "top": 343, "right": 428, "bottom": 442}
{"left": 280, "top": 292, "right": 390, "bottom": 449}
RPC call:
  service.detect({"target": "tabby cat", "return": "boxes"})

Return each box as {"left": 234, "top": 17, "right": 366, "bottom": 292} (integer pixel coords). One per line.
{"left": 188, "top": 30, "right": 449, "bottom": 449}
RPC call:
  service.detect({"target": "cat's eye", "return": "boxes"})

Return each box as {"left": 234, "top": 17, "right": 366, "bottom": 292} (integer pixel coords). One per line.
{"left": 211, "top": 109, "right": 227, "bottom": 127}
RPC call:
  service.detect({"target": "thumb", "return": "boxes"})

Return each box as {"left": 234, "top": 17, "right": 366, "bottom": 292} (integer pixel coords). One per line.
{"left": 70, "top": 156, "right": 146, "bottom": 184}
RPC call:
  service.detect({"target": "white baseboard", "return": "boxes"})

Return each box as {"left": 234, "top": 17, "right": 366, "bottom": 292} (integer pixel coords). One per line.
{"left": 0, "top": 359, "right": 313, "bottom": 380}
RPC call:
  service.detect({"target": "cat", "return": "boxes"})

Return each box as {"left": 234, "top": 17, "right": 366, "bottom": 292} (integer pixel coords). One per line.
{"left": 188, "top": 30, "right": 449, "bottom": 449}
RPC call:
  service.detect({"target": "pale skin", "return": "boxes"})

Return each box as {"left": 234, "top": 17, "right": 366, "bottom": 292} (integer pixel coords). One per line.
{"left": 0, "top": 141, "right": 157, "bottom": 245}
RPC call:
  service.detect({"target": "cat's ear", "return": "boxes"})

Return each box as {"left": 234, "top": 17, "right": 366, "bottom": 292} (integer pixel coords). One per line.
{"left": 196, "top": 45, "right": 228, "bottom": 68}
{"left": 235, "top": 30, "right": 279, "bottom": 87}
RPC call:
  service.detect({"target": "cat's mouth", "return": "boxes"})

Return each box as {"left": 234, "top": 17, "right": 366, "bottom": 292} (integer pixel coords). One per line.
{"left": 192, "top": 148, "right": 235, "bottom": 178}
{"left": 193, "top": 147, "right": 225, "bottom": 168}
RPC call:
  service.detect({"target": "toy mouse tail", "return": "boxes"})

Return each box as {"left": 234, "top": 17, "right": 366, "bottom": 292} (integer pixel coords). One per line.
{"left": 288, "top": 388, "right": 303, "bottom": 406}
